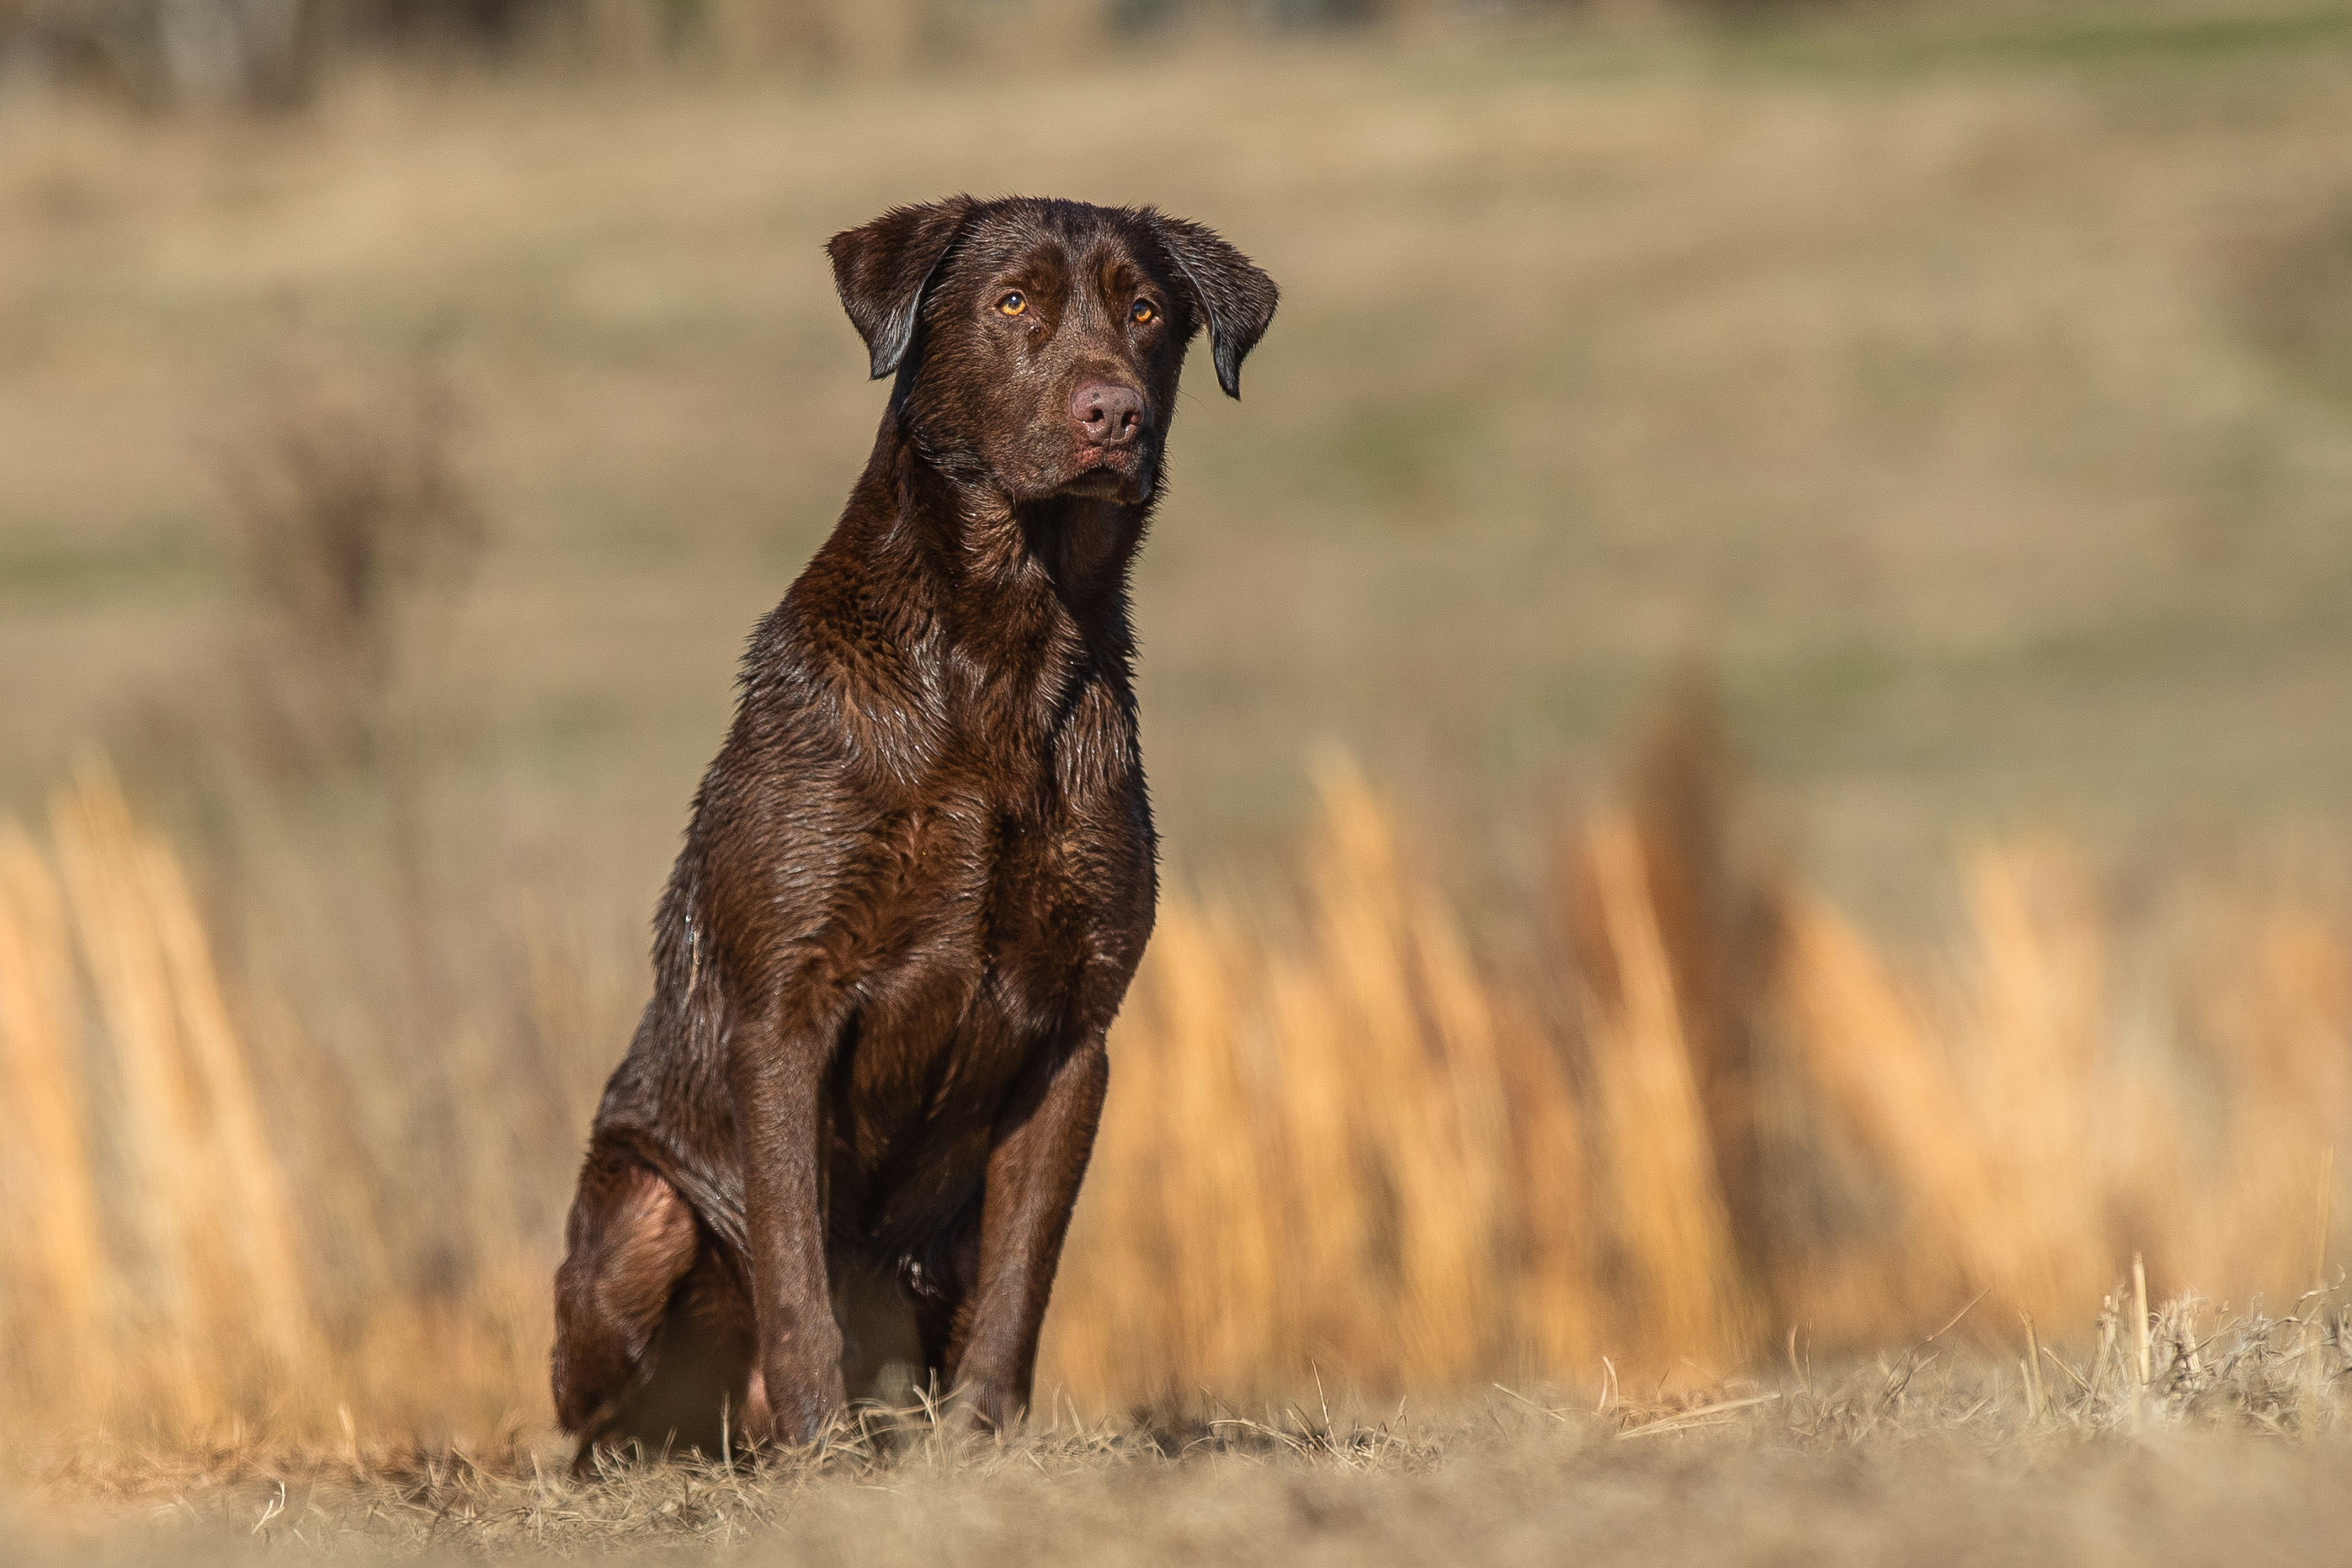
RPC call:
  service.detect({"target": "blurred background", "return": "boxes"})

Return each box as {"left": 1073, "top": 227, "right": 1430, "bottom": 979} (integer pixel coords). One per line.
{"left": 0, "top": 0, "right": 2348, "bottom": 1449}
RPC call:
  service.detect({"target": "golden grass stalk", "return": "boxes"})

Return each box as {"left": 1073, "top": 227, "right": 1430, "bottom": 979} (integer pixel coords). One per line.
{"left": 1579, "top": 812, "right": 1752, "bottom": 1374}
{"left": 1294, "top": 756, "right": 1509, "bottom": 1385}
{"left": 45, "top": 763, "right": 318, "bottom": 1430}
{"left": 49, "top": 765, "right": 211, "bottom": 1420}
{"left": 1051, "top": 760, "right": 1530, "bottom": 1399}
{"left": 0, "top": 821, "right": 110, "bottom": 1417}
{"left": 1775, "top": 890, "right": 1998, "bottom": 1310}
{"left": 1493, "top": 983, "right": 1599, "bottom": 1375}
{"left": 2190, "top": 910, "right": 2352, "bottom": 1297}
{"left": 1051, "top": 891, "right": 1283, "bottom": 1396}
{"left": 1956, "top": 843, "right": 2115, "bottom": 1322}
{"left": 1151, "top": 899, "right": 1283, "bottom": 1392}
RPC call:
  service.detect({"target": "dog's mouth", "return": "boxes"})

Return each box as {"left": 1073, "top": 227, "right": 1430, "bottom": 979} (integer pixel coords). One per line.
{"left": 1056, "top": 445, "right": 1149, "bottom": 501}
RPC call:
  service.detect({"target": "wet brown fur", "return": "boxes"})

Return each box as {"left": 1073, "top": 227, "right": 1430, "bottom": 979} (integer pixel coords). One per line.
{"left": 550, "top": 197, "right": 1277, "bottom": 1465}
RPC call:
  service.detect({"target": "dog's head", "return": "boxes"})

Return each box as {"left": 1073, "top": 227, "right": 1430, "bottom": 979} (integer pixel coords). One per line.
{"left": 827, "top": 197, "right": 1278, "bottom": 506}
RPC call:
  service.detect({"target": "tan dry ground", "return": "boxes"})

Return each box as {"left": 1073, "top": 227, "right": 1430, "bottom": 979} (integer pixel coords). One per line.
{"left": 11, "top": 1302, "right": 2352, "bottom": 1567}
{"left": 20, "top": 1434, "right": 2352, "bottom": 1567}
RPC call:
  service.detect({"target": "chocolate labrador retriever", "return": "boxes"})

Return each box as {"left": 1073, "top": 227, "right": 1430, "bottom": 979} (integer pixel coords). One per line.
{"left": 551, "top": 196, "right": 1277, "bottom": 1463}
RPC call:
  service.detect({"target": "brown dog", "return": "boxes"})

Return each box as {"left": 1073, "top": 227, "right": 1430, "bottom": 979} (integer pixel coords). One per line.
{"left": 550, "top": 196, "right": 1277, "bottom": 1463}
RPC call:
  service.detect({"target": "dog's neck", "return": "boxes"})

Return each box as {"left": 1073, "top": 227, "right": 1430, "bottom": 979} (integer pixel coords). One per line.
{"left": 853, "top": 426, "right": 1148, "bottom": 683}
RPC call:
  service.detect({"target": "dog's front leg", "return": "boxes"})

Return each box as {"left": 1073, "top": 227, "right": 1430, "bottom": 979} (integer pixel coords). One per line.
{"left": 954, "top": 1029, "right": 1111, "bottom": 1431}
{"left": 726, "top": 997, "right": 848, "bottom": 1447}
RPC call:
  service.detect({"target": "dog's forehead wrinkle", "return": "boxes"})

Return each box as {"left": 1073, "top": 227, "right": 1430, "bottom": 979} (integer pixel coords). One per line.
{"left": 1088, "top": 243, "right": 1145, "bottom": 303}
{"left": 956, "top": 231, "right": 1073, "bottom": 303}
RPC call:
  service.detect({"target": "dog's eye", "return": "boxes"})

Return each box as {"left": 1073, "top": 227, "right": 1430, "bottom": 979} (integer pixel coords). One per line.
{"left": 998, "top": 291, "right": 1027, "bottom": 317}
{"left": 1131, "top": 300, "right": 1156, "bottom": 325}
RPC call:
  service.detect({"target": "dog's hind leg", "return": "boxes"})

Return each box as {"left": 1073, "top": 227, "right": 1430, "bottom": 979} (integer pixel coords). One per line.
{"left": 551, "top": 1143, "right": 700, "bottom": 1463}
{"left": 603, "top": 1243, "right": 763, "bottom": 1464}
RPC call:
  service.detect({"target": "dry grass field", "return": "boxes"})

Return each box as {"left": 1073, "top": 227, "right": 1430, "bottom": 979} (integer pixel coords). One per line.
{"left": 4, "top": 0, "right": 2352, "bottom": 1557}
{"left": 11, "top": 1296, "right": 2352, "bottom": 1564}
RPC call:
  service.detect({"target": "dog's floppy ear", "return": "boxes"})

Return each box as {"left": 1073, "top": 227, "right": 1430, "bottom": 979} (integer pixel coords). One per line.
{"left": 1147, "top": 212, "right": 1279, "bottom": 399}
{"left": 827, "top": 196, "right": 976, "bottom": 381}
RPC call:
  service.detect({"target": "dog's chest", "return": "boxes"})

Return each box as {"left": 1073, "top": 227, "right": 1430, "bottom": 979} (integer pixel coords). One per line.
{"left": 865, "top": 766, "right": 1142, "bottom": 1046}
{"left": 831, "top": 717, "right": 1149, "bottom": 1196}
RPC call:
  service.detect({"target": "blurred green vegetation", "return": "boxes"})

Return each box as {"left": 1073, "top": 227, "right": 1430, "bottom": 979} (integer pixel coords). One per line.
{"left": 0, "top": 2, "right": 2348, "bottom": 924}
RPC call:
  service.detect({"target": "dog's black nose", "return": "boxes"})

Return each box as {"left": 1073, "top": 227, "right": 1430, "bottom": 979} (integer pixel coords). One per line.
{"left": 1072, "top": 380, "right": 1145, "bottom": 447}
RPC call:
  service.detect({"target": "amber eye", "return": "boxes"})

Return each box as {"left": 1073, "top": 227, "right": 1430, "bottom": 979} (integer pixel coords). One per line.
{"left": 1131, "top": 299, "right": 1157, "bottom": 325}
{"left": 998, "top": 291, "right": 1027, "bottom": 316}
